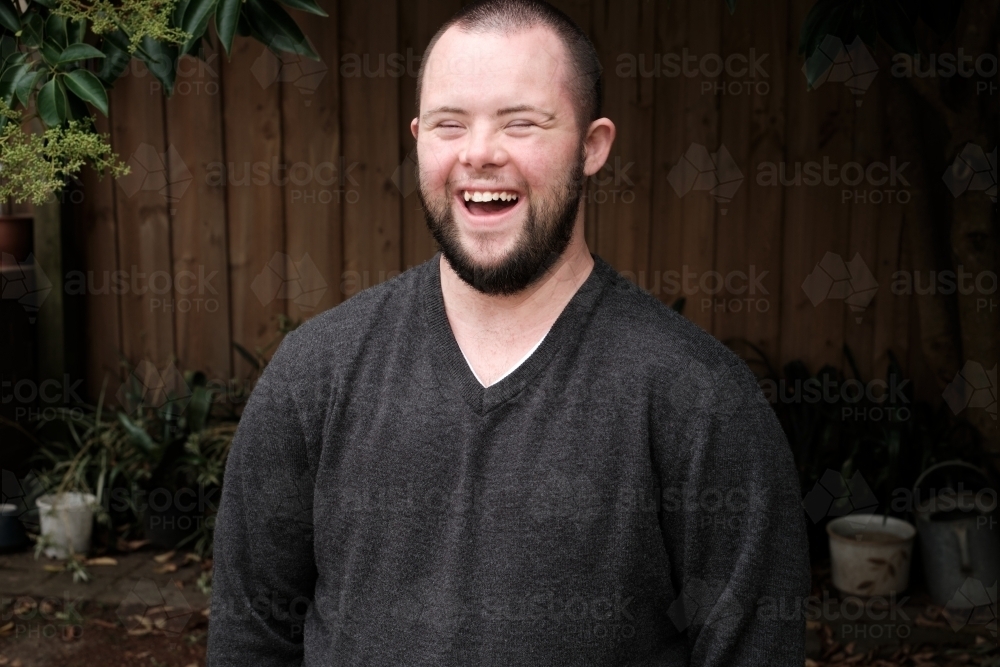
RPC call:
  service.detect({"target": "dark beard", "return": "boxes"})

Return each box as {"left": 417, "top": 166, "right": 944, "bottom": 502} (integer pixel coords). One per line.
{"left": 416, "top": 153, "right": 586, "bottom": 296}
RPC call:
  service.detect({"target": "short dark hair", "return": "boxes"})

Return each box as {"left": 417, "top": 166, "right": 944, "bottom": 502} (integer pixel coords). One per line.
{"left": 414, "top": 0, "right": 603, "bottom": 134}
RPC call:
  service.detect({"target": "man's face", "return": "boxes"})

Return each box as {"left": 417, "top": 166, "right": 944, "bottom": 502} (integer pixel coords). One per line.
{"left": 414, "top": 26, "right": 587, "bottom": 295}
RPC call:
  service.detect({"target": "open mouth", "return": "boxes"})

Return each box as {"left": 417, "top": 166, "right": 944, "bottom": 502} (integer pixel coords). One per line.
{"left": 459, "top": 189, "right": 521, "bottom": 217}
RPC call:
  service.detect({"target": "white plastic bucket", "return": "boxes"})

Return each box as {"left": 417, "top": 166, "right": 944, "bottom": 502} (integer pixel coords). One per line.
{"left": 35, "top": 493, "right": 97, "bottom": 559}
{"left": 827, "top": 513, "right": 917, "bottom": 597}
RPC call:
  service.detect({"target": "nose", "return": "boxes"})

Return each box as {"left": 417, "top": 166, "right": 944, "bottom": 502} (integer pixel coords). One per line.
{"left": 459, "top": 122, "right": 507, "bottom": 172}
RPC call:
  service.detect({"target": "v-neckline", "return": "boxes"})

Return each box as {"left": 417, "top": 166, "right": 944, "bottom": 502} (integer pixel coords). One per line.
{"left": 420, "top": 252, "right": 611, "bottom": 414}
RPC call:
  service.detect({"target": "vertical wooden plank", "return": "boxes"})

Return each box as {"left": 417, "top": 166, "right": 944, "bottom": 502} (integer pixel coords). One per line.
{"left": 398, "top": 0, "right": 460, "bottom": 273}
{"left": 591, "top": 0, "right": 655, "bottom": 279}
{"left": 341, "top": 0, "right": 402, "bottom": 290}
{"left": 777, "top": 7, "right": 858, "bottom": 372}
{"left": 842, "top": 79, "right": 882, "bottom": 382}
{"left": 650, "top": 0, "right": 722, "bottom": 333}
{"left": 79, "top": 113, "right": 123, "bottom": 400}
{"left": 166, "top": 45, "right": 233, "bottom": 381}
{"left": 282, "top": 3, "right": 343, "bottom": 315}
{"left": 222, "top": 38, "right": 286, "bottom": 375}
{"left": 712, "top": 0, "right": 788, "bottom": 365}
{"left": 110, "top": 62, "right": 176, "bottom": 369}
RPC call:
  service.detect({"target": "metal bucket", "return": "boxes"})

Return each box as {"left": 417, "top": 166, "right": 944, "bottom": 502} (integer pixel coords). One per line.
{"left": 913, "top": 460, "right": 999, "bottom": 607}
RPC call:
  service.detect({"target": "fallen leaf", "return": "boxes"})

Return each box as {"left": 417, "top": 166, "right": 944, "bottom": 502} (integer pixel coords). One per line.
{"left": 43, "top": 564, "right": 65, "bottom": 572}
{"left": 85, "top": 557, "right": 118, "bottom": 566}
{"left": 184, "top": 553, "right": 202, "bottom": 564}
{"left": 9, "top": 659, "right": 20, "bottom": 667}
{"left": 0, "top": 654, "right": 8, "bottom": 666}
{"left": 173, "top": 580, "right": 185, "bottom": 590}
{"left": 154, "top": 550, "right": 176, "bottom": 564}
{"left": 89, "top": 619, "right": 118, "bottom": 629}
{"left": 154, "top": 563, "right": 178, "bottom": 574}
{"left": 0, "top": 622, "right": 13, "bottom": 636}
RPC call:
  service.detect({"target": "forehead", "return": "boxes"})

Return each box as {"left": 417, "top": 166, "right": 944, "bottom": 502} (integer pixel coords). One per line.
{"left": 421, "top": 25, "right": 575, "bottom": 112}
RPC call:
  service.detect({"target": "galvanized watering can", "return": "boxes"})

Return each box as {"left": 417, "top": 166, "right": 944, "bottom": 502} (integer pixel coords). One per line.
{"left": 913, "top": 460, "right": 999, "bottom": 607}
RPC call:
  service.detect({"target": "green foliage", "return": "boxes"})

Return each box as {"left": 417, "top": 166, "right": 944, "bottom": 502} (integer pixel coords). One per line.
{"left": 28, "top": 318, "right": 298, "bottom": 556}
{"left": 0, "top": 100, "right": 127, "bottom": 204}
{"left": 797, "top": 0, "right": 965, "bottom": 87}
{"left": 0, "top": 0, "right": 322, "bottom": 203}
{"left": 731, "top": 339, "right": 988, "bottom": 518}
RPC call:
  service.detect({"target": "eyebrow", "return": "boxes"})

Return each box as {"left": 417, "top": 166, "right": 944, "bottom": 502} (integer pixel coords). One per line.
{"left": 421, "top": 105, "right": 556, "bottom": 122}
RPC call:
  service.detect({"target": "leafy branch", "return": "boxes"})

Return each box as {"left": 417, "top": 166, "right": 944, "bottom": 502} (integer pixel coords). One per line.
{"left": 0, "top": 0, "right": 326, "bottom": 204}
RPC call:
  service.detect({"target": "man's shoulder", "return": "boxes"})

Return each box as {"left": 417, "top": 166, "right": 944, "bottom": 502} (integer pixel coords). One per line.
{"left": 268, "top": 258, "right": 432, "bottom": 371}
{"left": 591, "top": 256, "right": 762, "bottom": 414}
{"left": 593, "top": 258, "right": 740, "bottom": 368}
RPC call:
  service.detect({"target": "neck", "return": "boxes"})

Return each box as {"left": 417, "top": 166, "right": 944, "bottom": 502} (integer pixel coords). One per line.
{"left": 439, "top": 224, "right": 594, "bottom": 341}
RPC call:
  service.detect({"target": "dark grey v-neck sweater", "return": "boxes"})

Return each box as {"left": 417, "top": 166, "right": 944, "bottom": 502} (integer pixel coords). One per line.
{"left": 207, "top": 252, "right": 809, "bottom": 667}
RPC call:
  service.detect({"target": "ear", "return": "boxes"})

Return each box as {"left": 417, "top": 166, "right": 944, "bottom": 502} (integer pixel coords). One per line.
{"left": 581, "top": 118, "right": 616, "bottom": 178}
{"left": 410, "top": 117, "right": 419, "bottom": 140}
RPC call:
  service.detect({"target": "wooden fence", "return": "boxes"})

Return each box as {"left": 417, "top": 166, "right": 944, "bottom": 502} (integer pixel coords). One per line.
{"left": 70, "top": 0, "right": 945, "bottom": 404}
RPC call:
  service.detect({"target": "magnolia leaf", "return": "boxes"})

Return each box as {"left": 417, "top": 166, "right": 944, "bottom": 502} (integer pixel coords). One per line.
{"left": 215, "top": 0, "right": 241, "bottom": 55}
{"left": 0, "top": 0, "right": 19, "bottom": 33}
{"left": 277, "top": 0, "right": 328, "bottom": 17}
{"left": 37, "top": 75, "right": 69, "bottom": 126}
{"left": 57, "top": 43, "right": 106, "bottom": 65}
{"left": 64, "top": 68, "right": 109, "bottom": 115}
{"left": 245, "top": 0, "right": 319, "bottom": 59}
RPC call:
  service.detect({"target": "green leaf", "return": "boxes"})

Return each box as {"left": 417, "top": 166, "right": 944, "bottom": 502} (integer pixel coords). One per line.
{"left": 37, "top": 75, "right": 68, "bottom": 126}
{"left": 276, "top": 0, "right": 327, "bottom": 17}
{"left": 57, "top": 43, "right": 106, "bottom": 65}
{"left": 44, "top": 12, "right": 67, "bottom": 48}
{"left": 875, "top": 0, "right": 919, "bottom": 55}
{"left": 67, "top": 18, "right": 87, "bottom": 44}
{"left": 801, "top": 3, "right": 851, "bottom": 88}
{"left": 15, "top": 68, "right": 39, "bottom": 105}
{"left": 136, "top": 35, "right": 178, "bottom": 96}
{"left": 20, "top": 12, "right": 43, "bottom": 47}
{"left": 0, "top": 0, "right": 19, "bottom": 33}
{"left": 0, "top": 60, "right": 26, "bottom": 104}
{"left": 173, "top": 0, "right": 192, "bottom": 25}
{"left": 97, "top": 37, "right": 130, "bottom": 85}
{"left": 117, "top": 412, "right": 157, "bottom": 455}
{"left": 724, "top": 0, "right": 736, "bottom": 15}
{"left": 180, "top": 0, "right": 219, "bottom": 53}
{"left": 244, "top": 0, "right": 318, "bottom": 59}
{"left": 231, "top": 342, "right": 261, "bottom": 370}
{"left": 215, "top": 0, "right": 241, "bottom": 55}
{"left": 64, "top": 68, "right": 108, "bottom": 114}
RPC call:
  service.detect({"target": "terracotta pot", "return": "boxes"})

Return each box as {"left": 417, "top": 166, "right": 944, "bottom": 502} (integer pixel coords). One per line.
{"left": 0, "top": 214, "right": 33, "bottom": 261}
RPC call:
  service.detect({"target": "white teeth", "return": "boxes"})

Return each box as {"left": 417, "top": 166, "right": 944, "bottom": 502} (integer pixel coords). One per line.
{"left": 463, "top": 190, "right": 519, "bottom": 202}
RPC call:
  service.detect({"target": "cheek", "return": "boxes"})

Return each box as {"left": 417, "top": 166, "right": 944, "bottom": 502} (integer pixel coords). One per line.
{"left": 417, "top": 142, "right": 454, "bottom": 190}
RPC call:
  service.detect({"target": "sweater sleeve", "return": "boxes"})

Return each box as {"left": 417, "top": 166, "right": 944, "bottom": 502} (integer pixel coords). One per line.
{"left": 207, "top": 331, "right": 319, "bottom": 667}
{"left": 653, "top": 354, "right": 810, "bottom": 667}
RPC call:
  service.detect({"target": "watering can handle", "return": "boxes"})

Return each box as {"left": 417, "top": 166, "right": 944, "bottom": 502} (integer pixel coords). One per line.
{"left": 912, "top": 460, "right": 989, "bottom": 499}
{"left": 954, "top": 524, "right": 972, "bottom": 573}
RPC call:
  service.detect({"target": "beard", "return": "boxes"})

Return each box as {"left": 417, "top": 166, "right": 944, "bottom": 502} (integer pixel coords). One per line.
{"left": 416, "top": 150, "right": 586, "bottom": 296}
